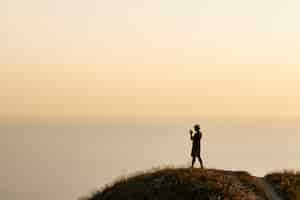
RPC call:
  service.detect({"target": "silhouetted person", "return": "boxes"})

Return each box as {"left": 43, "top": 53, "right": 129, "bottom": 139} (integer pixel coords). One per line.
{"left": 190, "top": 124, "right": 204, "bottom": 168}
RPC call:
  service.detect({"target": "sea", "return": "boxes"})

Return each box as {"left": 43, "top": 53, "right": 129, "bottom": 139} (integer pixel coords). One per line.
{"left": 0, "top": 117, "right": 299, "bottom": 200}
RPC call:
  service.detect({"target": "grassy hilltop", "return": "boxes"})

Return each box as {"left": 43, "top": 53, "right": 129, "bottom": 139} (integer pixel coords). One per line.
{"left": 83, "top": 167, "right": 300, "bottom": 200}
{"left": 85, "top": 168, "right": 269, "bottom": 200}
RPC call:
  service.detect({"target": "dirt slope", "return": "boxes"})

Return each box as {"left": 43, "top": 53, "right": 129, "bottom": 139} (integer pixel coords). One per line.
{"left": 256, "top": 178, "right": 282, "bottom": 200}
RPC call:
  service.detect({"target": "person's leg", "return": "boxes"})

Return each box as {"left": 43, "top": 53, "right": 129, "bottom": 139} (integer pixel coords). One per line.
{"left": 197, "top": 155, "right": 204, "bottom": 169}
{"left": 191, "top": 156, "right": 196, "bottom": 168}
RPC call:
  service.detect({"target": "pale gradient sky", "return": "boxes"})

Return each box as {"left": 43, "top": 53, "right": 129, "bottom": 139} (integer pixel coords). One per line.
{"left": 2, "top": 0, "right": 300, "bottom": 119}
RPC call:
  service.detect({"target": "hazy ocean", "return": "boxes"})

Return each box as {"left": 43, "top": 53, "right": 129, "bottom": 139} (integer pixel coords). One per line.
{"left": 1, "top": 117, "right": 299, "bottom": 200}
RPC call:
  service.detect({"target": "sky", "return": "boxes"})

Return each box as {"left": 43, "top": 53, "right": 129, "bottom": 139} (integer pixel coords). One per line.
{"left": 1, "top": 0, "right": 300, "bottom": 119}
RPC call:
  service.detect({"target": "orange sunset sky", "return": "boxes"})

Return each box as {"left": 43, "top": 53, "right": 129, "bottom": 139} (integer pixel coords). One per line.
{"left": 1, "top": 0, "right": 300, "bottom": 119}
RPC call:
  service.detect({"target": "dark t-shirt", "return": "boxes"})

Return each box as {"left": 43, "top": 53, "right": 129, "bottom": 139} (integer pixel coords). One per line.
{"left": 191, "top": 131, "right": 202, "bottom": 156}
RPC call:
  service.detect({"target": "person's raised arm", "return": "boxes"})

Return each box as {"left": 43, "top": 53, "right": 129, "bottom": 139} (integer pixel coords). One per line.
{"left": 189, "top": 129, "right": 193, "bottom": 140}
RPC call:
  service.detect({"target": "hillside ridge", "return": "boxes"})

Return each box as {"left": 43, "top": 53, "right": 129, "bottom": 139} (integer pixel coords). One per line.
{"left": 84, "top": 168, "right": 286, "bottom": 200}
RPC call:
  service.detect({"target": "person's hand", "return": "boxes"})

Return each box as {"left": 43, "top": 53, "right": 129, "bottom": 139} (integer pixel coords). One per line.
{"left": 189, "top": 129, "right": 193, "bottom": 135}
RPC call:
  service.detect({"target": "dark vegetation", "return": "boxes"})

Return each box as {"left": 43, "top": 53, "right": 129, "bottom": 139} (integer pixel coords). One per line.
{"left": 85, "top": 167, "right": 269, "bottom": 200}
{"left": 265, "top": 170, "right": 300, "bottom": 200}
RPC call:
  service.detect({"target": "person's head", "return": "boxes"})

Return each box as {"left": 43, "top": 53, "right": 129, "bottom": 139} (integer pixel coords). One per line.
{"left": 194, "top": 124, "right": 200, "bottom": 131}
